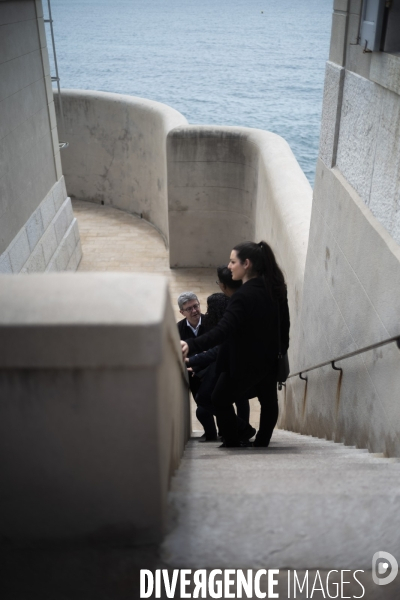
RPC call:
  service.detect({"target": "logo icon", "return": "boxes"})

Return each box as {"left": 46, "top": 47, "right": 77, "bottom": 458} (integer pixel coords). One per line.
{"left": 372, "top": 551, "right": 399, "bottom": 586}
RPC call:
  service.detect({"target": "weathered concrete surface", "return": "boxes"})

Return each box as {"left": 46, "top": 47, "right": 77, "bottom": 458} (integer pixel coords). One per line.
{"left": 0, "top": 1, "right": 80, "bottom": 270}
{"left": 319, "top": 62, "right": 344, "bottom": 168}
{"left": 0, "top": 178, "right": 82, "bottom": 274}
{"left": 57, "top": 90, "right": 188, "bottom": 245}
{"left": 329, "top": 11, "right": 347, "bottom": 67}
{"left": 371, "top": 52, "right": 400, "bottom": 97}
{"left": 162, "top": 430, "right": 400, "bottom": 570}
{"left": 281, "top": 163, "right": 400, "bottom": 457}
{"left": 0, "top": 273, "right": 190, "bottom": 545}
{"left": 283, "top": 1, "right": 400, "bottom": 457}
{"left": 335, "top": 71, "right": 400, "bottom": 246}
{"left": 0, "top": 1, "right": 57, "bottom": 253}
{"left": 323, "top": 3, "right": 400, "bottom": 249}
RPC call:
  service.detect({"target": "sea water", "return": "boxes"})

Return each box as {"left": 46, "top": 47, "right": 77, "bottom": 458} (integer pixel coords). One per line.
{"left": 47, "top": 0, "right": 332, "bottom": 186}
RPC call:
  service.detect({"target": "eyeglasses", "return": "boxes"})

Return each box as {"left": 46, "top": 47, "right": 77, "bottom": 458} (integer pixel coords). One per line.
{"left": 182, "top": 303, "right": 200, "bottom": 313}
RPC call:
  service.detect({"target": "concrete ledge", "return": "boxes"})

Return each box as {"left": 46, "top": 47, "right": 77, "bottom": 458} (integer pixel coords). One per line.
{"left": 0, "top": 273, "right": 183, "bottom": 368}
{"left": 0, "top": 272, "right": 190, "bottom": 544}
{"left": 57, "top": 90, "right": 188, "bottom": 246}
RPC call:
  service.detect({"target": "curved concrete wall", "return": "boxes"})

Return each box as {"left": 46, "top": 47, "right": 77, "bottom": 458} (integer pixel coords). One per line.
{"left": 57, "top": 94, "right": 312, "bottom": 366}
{"left": 57, "top": 90, "right": 188, "bottom": 245}
{"left": 167, "top": 125, "right": 312, "bottom": 366}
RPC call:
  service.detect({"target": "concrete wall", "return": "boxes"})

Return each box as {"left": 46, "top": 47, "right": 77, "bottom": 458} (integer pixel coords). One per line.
{"left": 0, "top": 0, "right": 81, "bottom": 272}
{"left": 279, "top": 0, "right": 400, "bottom": 457}
{"left": 167, "top": 125, "right": 312, "bottom": 364}
{"left": 57, "top": 90, "right": 188, "bottom": 245}
{"left": 0, "top": 178, "right": 81, "bottom": 273}
{"left": 57, "top": 94, "right": 312, "bottom": 359}
{"left": 0, "top": 273, "right": 190, "bottom": 544}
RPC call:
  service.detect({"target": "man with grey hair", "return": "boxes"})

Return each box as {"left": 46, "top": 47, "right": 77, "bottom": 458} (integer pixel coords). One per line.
{"left": 177, "top": 292, "right": 207, "bottom": 398}
{"left": 177, "top": 291, "right": 207, "bottom": 343}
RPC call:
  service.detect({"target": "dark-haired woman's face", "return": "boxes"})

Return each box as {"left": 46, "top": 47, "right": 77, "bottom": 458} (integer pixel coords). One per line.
{"left": 228, "top": 250, "right": 247, "bottom": 281}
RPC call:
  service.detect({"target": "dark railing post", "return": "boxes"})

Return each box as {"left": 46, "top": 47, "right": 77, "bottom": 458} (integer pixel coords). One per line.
{"left": 299, "top": 373, "right": 308, "bottom": 416}
{"left": 332, "top": 361, "right": 343, "bottom": 414}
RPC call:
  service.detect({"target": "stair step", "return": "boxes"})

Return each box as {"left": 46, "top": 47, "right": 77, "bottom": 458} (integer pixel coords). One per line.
{"left": 162, "top": 429, "right": 400, "bottom": 569}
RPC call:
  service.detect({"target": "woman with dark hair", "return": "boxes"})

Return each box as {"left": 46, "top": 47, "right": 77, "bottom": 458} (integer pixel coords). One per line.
{"left": 216, "top": 265, "right": 242, "bottom": 297}
{"left": 202, "top": 292, "right": 230, "bottom": 330}
{"left": 181, "top": 240, "right": 290, "bottom": 447}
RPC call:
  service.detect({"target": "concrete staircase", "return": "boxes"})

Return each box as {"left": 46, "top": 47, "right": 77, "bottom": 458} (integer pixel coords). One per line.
{"left": 3, "top": 429, "right": 400, "bottom": 599}
{"left": 162, "top": 429, "right": 400, "bottom": 570}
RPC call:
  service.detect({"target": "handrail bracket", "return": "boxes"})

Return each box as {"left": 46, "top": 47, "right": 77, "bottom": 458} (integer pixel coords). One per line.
{"left": 331, "top": 361, "right": 343, "bottom": 373}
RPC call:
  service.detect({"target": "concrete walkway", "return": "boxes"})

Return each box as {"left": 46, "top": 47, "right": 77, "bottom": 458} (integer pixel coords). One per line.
{"left": 73, "top": 200, "right": 216, "bottom": 322}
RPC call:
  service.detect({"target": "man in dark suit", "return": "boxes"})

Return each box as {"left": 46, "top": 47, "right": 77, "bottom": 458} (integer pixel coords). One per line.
{"left": 177, "top": 292, "right": 207, "bottom": 397}
{"left": 177, "top": 292, "right": 207, "bottom": 345}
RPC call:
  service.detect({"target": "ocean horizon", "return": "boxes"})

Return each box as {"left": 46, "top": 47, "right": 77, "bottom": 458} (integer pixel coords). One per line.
{"left": 47, "top": 0, "right": 333, "bottom": 186}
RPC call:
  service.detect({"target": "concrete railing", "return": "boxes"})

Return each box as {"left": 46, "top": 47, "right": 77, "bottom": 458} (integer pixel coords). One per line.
{"left": 57, "top": 90, "right": 188, "bottom": 245}
{"left": 0, "top": 273, "right": 190, "bottom": 545}
{"left": 57, "top": 91, "right": 312, "bottom": 370}
{"left": 57, "top": 93, "right": 312, "bottom": 365}
{"left": 167, "top": 126, "right": 312, "bottom": 367}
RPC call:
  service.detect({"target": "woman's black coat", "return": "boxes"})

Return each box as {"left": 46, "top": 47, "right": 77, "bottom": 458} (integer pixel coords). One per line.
{"left": 186, "top": 277, "right": 290, "bottom": 380}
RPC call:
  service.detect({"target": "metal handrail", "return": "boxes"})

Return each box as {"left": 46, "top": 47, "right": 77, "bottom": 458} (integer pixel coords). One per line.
{"left": 289, "top": 334, "right": 400, "bottom": 380}
{"left": 44, "top": 0, "right": 67, "bottom": 140}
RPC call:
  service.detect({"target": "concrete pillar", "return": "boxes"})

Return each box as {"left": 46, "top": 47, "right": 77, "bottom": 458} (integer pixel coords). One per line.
{"left": 0, "top": 273, "right": 190, "bottom": 545}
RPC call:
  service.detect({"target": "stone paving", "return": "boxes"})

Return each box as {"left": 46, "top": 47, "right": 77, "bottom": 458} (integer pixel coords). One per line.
{"left": 73, "top": 199, "right": 261, "bottom": 430}
{"left": 73, "top": 200, "right": 216, "bottom": 322}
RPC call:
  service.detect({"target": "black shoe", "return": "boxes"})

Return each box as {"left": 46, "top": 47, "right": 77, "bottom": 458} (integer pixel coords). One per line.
{"left": 219, "top": 440, "right": 253, "bottom": 448}
{"left": 253, "top": 439, "right": 270, "bottom": 447}
{"left": 240, "top": 440, "right": 254, "bottom": 447}
{"left": 239, "top": 425, "right": 256, "bottom": 442}
{"left": 199, "top": 433, "right": 218, "bottom": 442}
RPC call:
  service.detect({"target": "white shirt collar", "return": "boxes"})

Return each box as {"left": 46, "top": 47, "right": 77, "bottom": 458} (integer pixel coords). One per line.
{"left": 186, "top": 316, "right": 202, "bottom": 336}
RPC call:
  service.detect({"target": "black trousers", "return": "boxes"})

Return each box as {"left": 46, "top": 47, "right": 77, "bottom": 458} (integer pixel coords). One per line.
{"left": 211, "top": 363, "right": 278, "bottom": 446}
{"left": 194, "top": 362, "right": 250, "bottom": 438}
